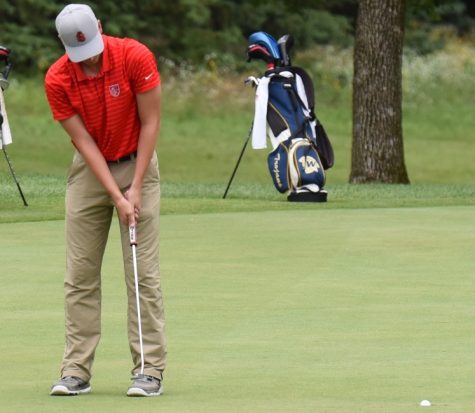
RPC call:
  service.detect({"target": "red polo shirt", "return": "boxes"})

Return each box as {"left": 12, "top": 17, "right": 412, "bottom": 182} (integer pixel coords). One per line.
{"left": 45, "top": 35, "right": 160, "bottom": 161}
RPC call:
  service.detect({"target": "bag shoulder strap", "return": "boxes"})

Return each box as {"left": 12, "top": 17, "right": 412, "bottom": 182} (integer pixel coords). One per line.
{"left": 269, "top": 66, "right": 315, "bottom": 111}
{"left": 289, "top": 67, "right": 315, "bottom": 111}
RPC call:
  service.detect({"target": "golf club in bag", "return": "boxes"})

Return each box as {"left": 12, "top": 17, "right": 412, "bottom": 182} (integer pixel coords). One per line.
{"left": 223, "top": 32, "right": 334, "bottom": 202}
{"left": 0, "top": 46, "right": 28, "bottom": 206}
{"left": 129, "top": 225, "right": 145, "bottom": 377}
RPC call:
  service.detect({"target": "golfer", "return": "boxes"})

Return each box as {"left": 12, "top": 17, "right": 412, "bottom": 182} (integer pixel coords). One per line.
{"left": 45, "top": 4, "right": 166, "bottom": 397}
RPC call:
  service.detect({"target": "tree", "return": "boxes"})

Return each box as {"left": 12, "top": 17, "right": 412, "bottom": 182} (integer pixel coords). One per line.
{"left": 350, "top": 0, "right": 410, "bottom": 183}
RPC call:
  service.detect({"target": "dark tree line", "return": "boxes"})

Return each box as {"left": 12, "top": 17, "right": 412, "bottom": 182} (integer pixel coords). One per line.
{"left": 0, "top": 0, "right": 473, "bottom": 73}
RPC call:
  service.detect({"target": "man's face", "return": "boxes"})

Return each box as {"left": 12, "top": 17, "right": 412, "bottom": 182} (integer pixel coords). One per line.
{"left": 81, "top": 54, "right": 101, "bottom": 67}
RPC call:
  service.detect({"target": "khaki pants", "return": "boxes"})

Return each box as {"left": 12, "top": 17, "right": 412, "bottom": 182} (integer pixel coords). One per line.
{"left": 61, "top": 151, "right": 166, "bottom": 382}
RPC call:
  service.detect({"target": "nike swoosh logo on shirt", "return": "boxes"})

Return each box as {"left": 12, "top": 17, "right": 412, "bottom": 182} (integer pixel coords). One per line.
{"left": 144, "top": 73, "right": 153, "bottom": 80}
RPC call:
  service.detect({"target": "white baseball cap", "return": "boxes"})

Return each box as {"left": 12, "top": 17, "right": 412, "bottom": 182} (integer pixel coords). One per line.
{"left": 55, "top": 4, "right": 104, "bottom": 63}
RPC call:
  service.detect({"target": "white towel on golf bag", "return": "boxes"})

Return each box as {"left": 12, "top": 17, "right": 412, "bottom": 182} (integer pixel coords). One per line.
{"left": 0, "top": 87, "right": 13, "bottom": 149}
{"left": 251, "top": 76, "right": 270, "bottom": 149}
{"left": 251, "top": 71, "right": 314, "bottom": 149}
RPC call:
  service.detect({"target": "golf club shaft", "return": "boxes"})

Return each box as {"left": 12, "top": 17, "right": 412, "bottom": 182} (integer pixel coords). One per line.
{"left": 129, "top": 225, "right": 145, "bottom": 376}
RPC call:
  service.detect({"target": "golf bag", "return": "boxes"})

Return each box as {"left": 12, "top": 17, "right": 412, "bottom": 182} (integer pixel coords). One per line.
{"left": 247, "top": 32, "right": 334, "bottom": 202}
{"left": 0, "top": 45, "right": 28, "bottom": 206}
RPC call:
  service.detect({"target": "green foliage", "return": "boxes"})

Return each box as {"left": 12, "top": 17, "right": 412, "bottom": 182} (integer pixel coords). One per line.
{"left": 405, "top": 0, "right": 475, "bottom": 54}
{"left": 1, "top": 0, "right": 473, "bottom": 73}
{"left": 437, "top": 0, "right": 475, "bottom": 34}
{"left": 0, "top": 0, "right": 64, "bottom": 72}
{"left": 404, "top": 27, "right": 446, "bottom": 55}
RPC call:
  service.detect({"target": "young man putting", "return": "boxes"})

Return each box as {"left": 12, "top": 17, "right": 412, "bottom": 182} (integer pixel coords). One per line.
{"left": 45, "top": 4, "right": 166, "bottom": 397}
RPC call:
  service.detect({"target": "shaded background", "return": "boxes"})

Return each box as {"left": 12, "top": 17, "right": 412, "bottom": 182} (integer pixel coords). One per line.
{"left": 1, "top": 0, "right": 474, "bottom": 74}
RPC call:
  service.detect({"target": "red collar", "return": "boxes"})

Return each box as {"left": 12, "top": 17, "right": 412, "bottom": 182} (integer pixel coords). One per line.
{"left": 71, "top": 35, "right": 111, "bottom": 81}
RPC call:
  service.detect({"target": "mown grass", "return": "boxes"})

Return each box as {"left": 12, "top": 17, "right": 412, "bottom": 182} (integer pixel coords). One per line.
{"left": 1, "top": 207, "right": 475, "bottom": 412}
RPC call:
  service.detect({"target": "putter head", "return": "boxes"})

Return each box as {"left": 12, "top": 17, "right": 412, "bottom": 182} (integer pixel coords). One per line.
{"left": 277, "top": 34, "right": 294, "bottom": 67}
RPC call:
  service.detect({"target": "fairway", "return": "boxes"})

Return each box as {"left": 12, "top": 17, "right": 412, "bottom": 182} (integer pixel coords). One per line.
{"left": 1, "top": 206, "right": 474, "bottom": 412}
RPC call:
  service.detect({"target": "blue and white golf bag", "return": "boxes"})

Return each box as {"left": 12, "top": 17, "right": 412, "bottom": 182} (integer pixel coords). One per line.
{"left": 248, "top": 32, "right": 334, "bottom": 202}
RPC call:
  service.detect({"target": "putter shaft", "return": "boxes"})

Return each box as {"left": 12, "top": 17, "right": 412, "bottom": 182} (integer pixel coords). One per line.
{"left": 129, "top": 225, "right": 145, "bottom": 376}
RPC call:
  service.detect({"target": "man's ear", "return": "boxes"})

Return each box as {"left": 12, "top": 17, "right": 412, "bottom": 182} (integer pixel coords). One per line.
{"left": 98, "top": 20, "right": 103, "bottom": 34}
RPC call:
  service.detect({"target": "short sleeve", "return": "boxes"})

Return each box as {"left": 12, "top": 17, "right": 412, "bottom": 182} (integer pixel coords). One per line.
{"left": 124, "top": 40, "right": 161, "bottom": 94}
{"left": 44, "top": 71, "right": 76, "bottom": 121}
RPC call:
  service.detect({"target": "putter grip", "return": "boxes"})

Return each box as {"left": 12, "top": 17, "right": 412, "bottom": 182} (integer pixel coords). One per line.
{"left": 129, "top": 225, "right": 137, "bottom": 246}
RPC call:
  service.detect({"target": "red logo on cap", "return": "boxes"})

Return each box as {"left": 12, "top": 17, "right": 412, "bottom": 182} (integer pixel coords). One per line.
{"left": 76, "top": 32, "right": 86, "bottom": 42}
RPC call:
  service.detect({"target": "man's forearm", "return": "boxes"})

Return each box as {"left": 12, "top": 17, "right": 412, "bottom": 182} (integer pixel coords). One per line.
{"left": 131, "top": 123, "right": 159, "bottom": 190}
{"left": 131, "top": 86, "right": 161, "bottom": 191}
{"left": 60, "top": 115, "right": 125, "bottom": 204}
{"left": 76, "top": 137, "right": 125, "bottom": 204}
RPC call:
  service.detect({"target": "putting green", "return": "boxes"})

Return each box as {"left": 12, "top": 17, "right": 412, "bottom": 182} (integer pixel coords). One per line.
{"left": 1, "top": 206, "right": 474, "bottom": 412}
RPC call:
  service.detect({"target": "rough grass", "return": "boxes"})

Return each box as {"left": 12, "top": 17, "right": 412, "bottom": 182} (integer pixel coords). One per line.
{"left": 1, "top": 172, "right": 475, "bottom": 223}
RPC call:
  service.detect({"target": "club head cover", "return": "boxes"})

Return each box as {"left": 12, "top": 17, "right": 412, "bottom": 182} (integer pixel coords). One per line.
{"left": 248, "top": 32, "right": 281, "bottom": 62}
{"left": 247, "top": 44, "right": 274, "bottom": 64}
{"left": 0, "top": 46, "right": 10, "bottom": 59}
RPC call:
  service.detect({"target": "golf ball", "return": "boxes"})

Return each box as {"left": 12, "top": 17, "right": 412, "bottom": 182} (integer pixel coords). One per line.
{"left": 420, "top": 400, "right": 431, "bottom": 407}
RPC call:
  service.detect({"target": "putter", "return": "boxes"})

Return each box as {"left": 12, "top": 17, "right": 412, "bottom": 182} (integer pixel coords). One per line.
{"left": 129, "top": 225, "right": 145, "bottom": 377}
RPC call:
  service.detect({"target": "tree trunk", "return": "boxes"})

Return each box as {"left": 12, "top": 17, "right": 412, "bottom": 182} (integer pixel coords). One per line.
{"left": 350, "top": 0, "right": 410, "bottom": 183}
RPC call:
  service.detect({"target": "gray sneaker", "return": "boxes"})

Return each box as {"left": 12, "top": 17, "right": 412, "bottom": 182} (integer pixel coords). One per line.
{"left": 50, "top": 376, "right": 91, "bottom": 396}
{"left": 127, "top": 374, "right": 163, "bottom": 397}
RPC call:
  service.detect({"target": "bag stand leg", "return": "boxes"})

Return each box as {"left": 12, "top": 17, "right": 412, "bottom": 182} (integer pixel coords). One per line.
{"left": 222, "top": 124, "right": 252, "bottom": 199}
{"left": 2, "top": 147, "right": 28, "bottom": 206}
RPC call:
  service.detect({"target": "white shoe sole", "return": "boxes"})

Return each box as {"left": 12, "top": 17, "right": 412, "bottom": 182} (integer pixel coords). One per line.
{"left": 126, "top": 385, "right": 163, "bottom": 397}
{"left": 50, "top": 384, "right": 91, "bottom": 396}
